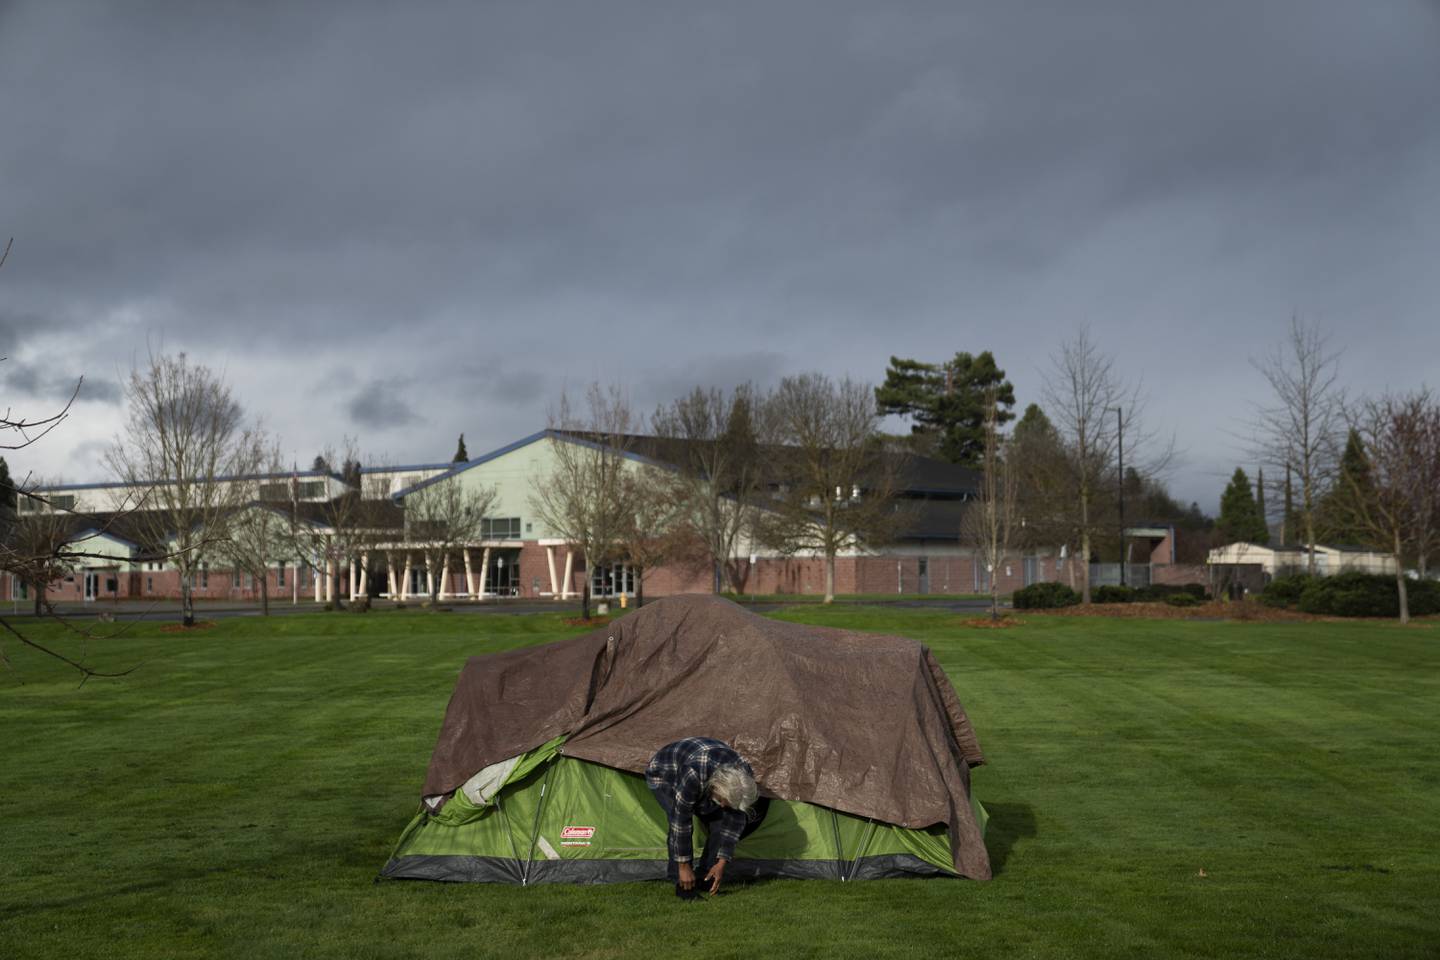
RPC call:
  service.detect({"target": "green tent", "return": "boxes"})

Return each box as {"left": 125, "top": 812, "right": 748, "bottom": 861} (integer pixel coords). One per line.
{"left": 381, "top": 596, "right": 990, "bottom": 884}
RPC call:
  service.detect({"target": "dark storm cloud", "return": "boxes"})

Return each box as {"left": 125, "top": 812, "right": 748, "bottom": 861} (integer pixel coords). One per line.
{"left": 4, "top": 1, "right": 1438, "bottom": 508}
{"left": 1, "top": 359, "right": 121, "bottom": 405}
{"left": 345, "top": 379, "right": 420, "bottom": 429}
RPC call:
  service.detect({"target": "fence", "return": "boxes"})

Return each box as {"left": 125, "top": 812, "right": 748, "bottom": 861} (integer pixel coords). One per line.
{"left": 1088, "top": 563, "right": 1153, "bottom": 588}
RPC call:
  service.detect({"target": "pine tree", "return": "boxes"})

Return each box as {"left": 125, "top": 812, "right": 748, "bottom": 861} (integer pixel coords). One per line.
{"left": 453, "top": 434, "right": 468, "bottom": 462}
{"left": 875, "top": 351, "right": 1015, "bottom": 467}
{"left": 1256, "top": 466, "right": 1267, "bottom": 534}
{"left": 1316, "top": 429, "right": 1374, "bottom": 546}
{"left": 0, "top": 456, "right": 14, "bottom": 512}
{"left": 1217, "top": 467, "right": 1269, "bottom": 544}
{"left": 312, "top": 454, "right": 330, "bottom": 473}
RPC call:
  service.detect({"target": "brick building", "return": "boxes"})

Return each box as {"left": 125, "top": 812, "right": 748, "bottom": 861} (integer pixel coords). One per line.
{"left": 6, "top": 430, "right": 1156, "bottom": 606}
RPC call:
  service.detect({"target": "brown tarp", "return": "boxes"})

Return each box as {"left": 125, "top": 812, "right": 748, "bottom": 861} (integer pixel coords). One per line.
{"left": 420, "top": 594, "right": 990, "bottom": 879}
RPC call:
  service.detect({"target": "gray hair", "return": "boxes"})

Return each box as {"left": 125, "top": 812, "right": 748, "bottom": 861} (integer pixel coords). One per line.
{"left": 707, "top": 763, "right": 758, "bottom": 814}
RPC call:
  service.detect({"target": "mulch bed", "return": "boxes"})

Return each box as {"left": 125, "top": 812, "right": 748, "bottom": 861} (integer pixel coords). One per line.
{"left": 159, "top": 620, "right": 219, "bottom": 633}
{"left": 958, "top": 615, "right": 1027, "bottom": 629}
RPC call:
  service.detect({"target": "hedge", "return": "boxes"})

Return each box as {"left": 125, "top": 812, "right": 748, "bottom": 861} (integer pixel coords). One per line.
{"left": 1012, "top": 582, "right": 1080, "bottom": 609}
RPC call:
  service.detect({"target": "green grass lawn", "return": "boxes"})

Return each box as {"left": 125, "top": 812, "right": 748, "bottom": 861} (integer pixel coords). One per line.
{"left": 2, "top": 607, "right": 1437, "bottom": 959}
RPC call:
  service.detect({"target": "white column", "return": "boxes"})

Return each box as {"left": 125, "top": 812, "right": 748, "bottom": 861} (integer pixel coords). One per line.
{"left": 463, "top": 548, "right": 474, "bottom": 598}
{"left": 425, "top": 557, "right": 435, "bottom": 598}
{"left": 401, "top": 552, "right": 412, "bottom": 600}
{"left": 562, "top": 550, "right": 574, "bottom": 600}
{"left": 359, "top": 552, "right": 370, "bottom": 600}
{"left": 439, "top": 553, "right": 451, "bottom": 600}
{"left": 479, "top": 547, "right": 491, "bottom": 597}
{"left": 546, "top": 546, "right": 559, "bottom": 595}
{"left": 325, "top": 558, "right": 335, "bottom": 603}
{"left": 386, "top": 551, "right": 398, "bottom": 598}
{"left": 348, "top": 559, "right": 358, "bottom": 601}
{"left": 313, "top": 561, "right": 322, "bottom": 602}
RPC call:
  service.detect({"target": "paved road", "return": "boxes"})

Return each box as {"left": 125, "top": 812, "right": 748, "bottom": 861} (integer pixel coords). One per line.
{"left": 8, "top": 595, "right": 999, "bottom": 622}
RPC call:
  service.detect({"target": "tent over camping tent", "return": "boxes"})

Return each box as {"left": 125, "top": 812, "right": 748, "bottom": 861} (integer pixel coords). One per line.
{"left": 380, "top": 594, "right": 991, "bottom": 883}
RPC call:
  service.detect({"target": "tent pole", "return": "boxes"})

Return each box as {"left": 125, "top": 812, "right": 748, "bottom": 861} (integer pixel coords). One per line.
{"left": 522, "top": 763, "right": 555, "bottom": 886}
{"left": 830, "top": 809, "right": 846, "bottom": 882}
{"left": 495, "top": 793, "right": 525, "bottom": 885}
{"left": 845, "top": 818, "right": 878, "bottom": 882}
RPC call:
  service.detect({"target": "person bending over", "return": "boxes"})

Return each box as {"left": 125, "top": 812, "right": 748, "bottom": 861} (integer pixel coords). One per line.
{"left": 645, "top": 737, "right": 761, "bottom": 897}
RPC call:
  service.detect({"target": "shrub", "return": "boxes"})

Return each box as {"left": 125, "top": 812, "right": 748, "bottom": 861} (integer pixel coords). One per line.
{"left": 1165, "top": 593, "right": 1200, "bottom": 607}
{"left": 1260, "top": 573, "right": 1318, "bottom": 609}
{"left": 1297, "top": 572, "right": 1399, "bottom": 618}
{"left": 1012, "top": 582, "right": 1080, "bottom": 609}
{"left": 1409, "top": 578, "right": 1440, "bottom": 617}
{"left": 1093, "top": 585, "right": 1137, "bottom": 604}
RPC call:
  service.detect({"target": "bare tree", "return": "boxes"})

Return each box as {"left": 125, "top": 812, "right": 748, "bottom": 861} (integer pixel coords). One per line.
{"left": 650, "top": 384, "right": 777, "bottom": 593}
{"left": 1010, "top": 404, "right": 1077, "bottom": 587}
{"left": 1249, "top": 316, "right": 1344, "bottom": 574}
{"left": 755, "top": 373, "right": 899, "bottom": 604}
{"left": 1404, "top": 395, "right": 1440, "bottom": 578}
{"left": 1042, "top": 328, "right": 1158, "bottom": 603}
{"left": 528, "top": 385, "right": 636, "bottom": 619}
{"left": 398, "top": 472, "right": 498, "bottom": 604}
{"left": 0, "top": 242, "right": 138, "bottom": 679}
{"left": 285, "top": 438, "right": 381, "bottom": 610}
{"left": 3, "top": 481, "right": 73, "bottom": 616}
{"left": 964, "top": 388, "right": 1019, "bottom": 621}
{"left": 1335, "top": 392, "right": 1440, "bottom": 623}
{"left": 105, "top": 351, "right": 260, "bottom": 627}
{"left": 222, "top": 436, "right": 290, "bottom": 616}
{"left": 616, "top": 464, "right": 684, "bottom": 607}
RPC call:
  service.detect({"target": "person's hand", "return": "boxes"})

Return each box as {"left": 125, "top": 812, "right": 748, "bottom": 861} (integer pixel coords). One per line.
{"left": 677, "top": 862, "right": 695, "bottom": 891}
{"left": 704, "top": 859, "right": 727, "bottom": 894}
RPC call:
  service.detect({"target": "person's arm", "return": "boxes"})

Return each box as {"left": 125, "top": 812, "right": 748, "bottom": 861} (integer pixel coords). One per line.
{"left": 667, "top": 766, "right": 703, "bottom": 866}
{"left": 703, "top": 810, "right": 747, "bottom": 893}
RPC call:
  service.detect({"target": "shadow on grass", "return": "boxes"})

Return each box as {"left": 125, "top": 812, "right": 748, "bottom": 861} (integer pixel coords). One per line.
{"left": 983, "top": 802, "right": 1037, "bottom": 877}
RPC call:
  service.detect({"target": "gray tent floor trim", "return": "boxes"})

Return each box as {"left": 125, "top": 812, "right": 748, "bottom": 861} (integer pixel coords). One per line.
{"left": 378, "top": 854, "right": 957, "bottom": 885}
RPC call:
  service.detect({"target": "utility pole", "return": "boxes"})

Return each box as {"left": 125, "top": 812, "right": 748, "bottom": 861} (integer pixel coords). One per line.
{"left": 1112, "top": 407, "right": 1125, "bottom": 586}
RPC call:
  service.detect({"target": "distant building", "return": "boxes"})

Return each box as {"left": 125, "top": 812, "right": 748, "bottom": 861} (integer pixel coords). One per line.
{"left": 1206, "top": 541, "right": 1397, "bottom": 577}
{"left": 7, "top": 430, "right": 1207, "bottom": 604}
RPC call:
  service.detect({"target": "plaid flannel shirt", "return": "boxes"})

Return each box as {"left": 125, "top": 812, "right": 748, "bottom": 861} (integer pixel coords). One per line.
{"left": 645, "top": 737, "right": 751, "bottom": 864}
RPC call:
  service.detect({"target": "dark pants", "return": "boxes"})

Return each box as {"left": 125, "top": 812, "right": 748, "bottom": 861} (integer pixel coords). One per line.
{"left": 649, "top": 787, "right": 770, "bottom": 880}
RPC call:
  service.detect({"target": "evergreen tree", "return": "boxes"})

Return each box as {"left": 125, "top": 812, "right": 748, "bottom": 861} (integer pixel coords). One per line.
{"left": 1316, "top": 429, "right": 1374, "bottom": 545}
{"left": 0, "top": 456, "right": 14, "bottom": 512}
{"left": 311, "top": 454, "right": 330, "bottom": 473}
{"left": 453, "top": 434, "right": 469, "bottom": 462}
{"left": 1217, "top": 467, "right": 1269, "bottom": 544}
{"left": 875, "top": 351, "right": 1015, "bottom": 466}
{"left": 340, "top": 458, "right": 362, "bottom": 490}
{"left": 1256, "top": 466, "right": 1267, "bottom": 531}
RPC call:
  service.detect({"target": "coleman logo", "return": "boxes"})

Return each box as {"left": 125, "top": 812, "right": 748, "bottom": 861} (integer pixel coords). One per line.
{"left": 561, "top": 826, "right": 596, "bottom": 840}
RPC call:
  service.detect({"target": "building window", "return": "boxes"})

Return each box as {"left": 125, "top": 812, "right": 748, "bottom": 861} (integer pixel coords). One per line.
{"left": 233, "top": 569, "right": 242, "bottom": 588}
{"left": 53, "top": 494, "right": 77, "bottom": 511}
{"left": 147, "top": 577, "right": 153, "bottom": 593}
{"left": 277, "top": 564, "right": 286, "bottom": 588}
{"left": 481, "top": 517, "right": 522, "bottom": 540}
{"left": 201, "top": 563, "right": 209, "bottom": 589}
{"left": 592, "top": 563, "right": 635, "bottom": 598}
{"left": 297, "top": 480, "right": 325, "bottom": 499}
{"left": 259, "top": 482, "right": 290, "bottom": 501}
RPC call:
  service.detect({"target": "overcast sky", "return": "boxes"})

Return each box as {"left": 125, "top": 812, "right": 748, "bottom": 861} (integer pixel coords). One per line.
{"left": 4, "top": 1, "right": 1438, "bottom": 511}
